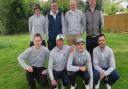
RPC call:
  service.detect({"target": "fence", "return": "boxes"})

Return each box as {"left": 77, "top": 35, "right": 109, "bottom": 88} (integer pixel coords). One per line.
{"left": 104, "top": 13, "right": 128, "bottom": 32}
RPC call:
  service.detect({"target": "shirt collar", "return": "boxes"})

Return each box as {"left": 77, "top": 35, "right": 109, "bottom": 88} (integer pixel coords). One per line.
{"left": 50, "top": 10, "right": 58, "bottom": 16}
{"left": 99, "top": 46, "right": 106, "bottom": 52}
{"left": 34, "top": 14, "right": 41, "bottom": 17}
{"left": 69, "top": 9, "right": 77, "bottom": 14}
{"left": 89, "top": 7, "right": 96, "bottom": 13}
{"left": 76, "top": 49, "right": 86, "bottom": 55}
{"left": 55, "top": 46, "right": 64, "bottom": 53}
{"left": 33, "top": 46, "right": 42, "bottom": 52}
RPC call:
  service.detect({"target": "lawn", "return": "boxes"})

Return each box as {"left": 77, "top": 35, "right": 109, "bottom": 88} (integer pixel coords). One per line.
{"left": 0, "top": 32, "right": 128, "bottom": 89}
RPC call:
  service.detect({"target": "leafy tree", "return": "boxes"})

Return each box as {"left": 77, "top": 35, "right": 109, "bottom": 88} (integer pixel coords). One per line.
{"left": 103, "top": 0, "right": 122, "bottom": 15}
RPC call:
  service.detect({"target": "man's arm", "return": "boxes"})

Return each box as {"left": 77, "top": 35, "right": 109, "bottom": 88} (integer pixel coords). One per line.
{"left": 48, "top": 52, "right": 54, "bottom": 80}
{"left": 87, "top": 52, "right": 93, "bottom": 88}
{"left": 28, "top": 17, "right": 33, "bottom": 34}
{"left": 67, "top": 52, "right": 80, "bottom": 72}
{"left": 104, "top": 49, "right": 115, "bottom": 76}
{"left": 64, "top": 12, "right": 68, "bottom": 35}
{"left": 100, "top": 11, "right": 104, "bottom": 33}
{"left": 61, "top": 13, "right": 66, "bottom": 36}
{"left": 18, "top": 48, "right": 30, "bottom": 69}
{"left": 80, "top": 11, "right": 85, "bottom": 35}
{"left": 44, "top": 15, "right": 49, "bottom": 39}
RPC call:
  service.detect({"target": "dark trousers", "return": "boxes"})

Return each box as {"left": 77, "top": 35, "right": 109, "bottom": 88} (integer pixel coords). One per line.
{"left": 47, "top": 39, "right": 56, "bottom": 51}
{"left": 30, "top": 40, "right": 46, "bottom": 47}
{"left": 68, "top": 71, "right": 90, "bottom": 86}
{"left": 93, "top": 68, "right": 119, "bottom": 86}
{"left": 26, "top": 67, "right": 48, "bottom": 89}
{"left": 50, "top": 70, "right": 70, "bottom": 89}
{"left": 86, "top": 36, "right": 98, "bottom": 64}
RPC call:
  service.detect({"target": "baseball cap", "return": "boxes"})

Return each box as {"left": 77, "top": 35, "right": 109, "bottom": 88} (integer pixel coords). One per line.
{"left": 76, "top": 38, "right": 85, "bottom": 44}
{"left": 56, "top": 34, "right": 64, "bottom": 40}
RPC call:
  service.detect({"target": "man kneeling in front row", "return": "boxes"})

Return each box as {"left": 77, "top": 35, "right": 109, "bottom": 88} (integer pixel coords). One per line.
{"left": 93, "top": 34, "right": 119, "bottom": 89}
{"left": 18, "top": 33, "right": 49, "bottom": 89}
{"left": 67, "top": 38, "right": 93, "bottom": 89}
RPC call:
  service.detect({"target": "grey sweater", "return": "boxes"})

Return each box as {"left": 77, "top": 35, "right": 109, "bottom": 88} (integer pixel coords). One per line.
{"left": 18, "top": 46, "right": 49, "bottom": 69}
{"left": 29, "top": 14, "right": 47, "bottom": 41}
{"left": 84, "top": 9, "right": 104, "bottom": 36}
{"left": 48, "top": 45, "right": 70, "bottom": 80}
{"left": 65, "top": 9, "right": 84, "bottom": 35}
{"left": 93, "top": 46, "right": 116, "bottom": 76}
{"left": 67, "top": 50, "right": 93, "bottom": 88}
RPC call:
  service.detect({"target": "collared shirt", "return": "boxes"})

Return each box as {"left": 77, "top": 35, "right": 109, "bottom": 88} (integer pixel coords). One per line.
{"left": 48, "top": 45, "right": 70, "bottom": 80}
{"left": 93, "top": 46, "right": 116, "bottom": 76}
{"left": 50, "top": 10, "right": 58, "bottom": 19}
{"left": 18, "top": 46, "right": 49, "bottom": 69}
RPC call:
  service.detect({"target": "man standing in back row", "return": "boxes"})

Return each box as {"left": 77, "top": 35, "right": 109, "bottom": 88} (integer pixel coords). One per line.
{"left": 84, "top": 0, "right": 104, "bottom": 61}
{"left": 65, "top": 0, "right": 84, "bottom": 45}
{"left": 46, "top": 0, "right": 65, "bottom": 50}
{"left": 29, "top": 4, "right": 47, "bottom": 47}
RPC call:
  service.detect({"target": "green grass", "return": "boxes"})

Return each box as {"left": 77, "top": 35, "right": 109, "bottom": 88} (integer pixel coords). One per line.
{"left": 0, "top": 33, "right": 128, "bottom": 89}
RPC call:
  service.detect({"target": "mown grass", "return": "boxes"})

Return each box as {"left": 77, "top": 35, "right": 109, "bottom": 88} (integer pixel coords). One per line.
{"left": 0, "top": 32, "right": 128, "bottom": 89}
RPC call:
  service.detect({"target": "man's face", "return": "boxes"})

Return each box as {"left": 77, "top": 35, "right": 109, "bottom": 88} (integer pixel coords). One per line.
{"left": 70, "top": 2, "right": 77, "bottom": 11}
{"left": 89, "top": 0, "right": 96, "bottom": 8}
{"left": 34, "top": 8, "right": 41, "bottom": 15}
{"left": 98, "top": 36, "right": 106, "bottom": 48}
{"left": 51, "top": 2, "right": 58, "bottom": 14}
{"left": 33, "top": 36, "right": 42, "bottom": 47}
{"left": 56, "top": 39, "right": 64, "bottom": 48}
{"left": 76, "top": 42, "right": 85, "bottom": 52}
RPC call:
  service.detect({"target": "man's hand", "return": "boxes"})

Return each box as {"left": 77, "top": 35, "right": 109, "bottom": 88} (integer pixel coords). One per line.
{"left": 70, "top": 45, "right": 75, "bottom": 53}
{"left": 51, "top": 80, "right": 57, "bottom": 86}
{"left": 79, "top": 66, "right": 86, "bottom": 72}
{"left": 42, "top": 69, "right": 48, "bottom": 75}
{"left": 90, "top": 87, "right": 93, "bottom": 89}
{"left": 100, "top": 72, "right": 105, "bottom": 80}
{"left": 26, "top": 66, "right": 33, "bottom": 72}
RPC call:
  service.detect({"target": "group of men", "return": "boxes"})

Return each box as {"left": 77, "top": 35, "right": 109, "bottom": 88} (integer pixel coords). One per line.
{"left": 18, "top": 0, "right": 119, "bottom": 89}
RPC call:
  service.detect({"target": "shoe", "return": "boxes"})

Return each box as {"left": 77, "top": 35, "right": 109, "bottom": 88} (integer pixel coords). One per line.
{"left": 70, "top": 84, "right": 76, "bottom": 89}
{"left": 85, "top": 85, "right": 90, "bottom": 89}
{"left": 83, "top": 80, "right": 90, "bottom": 89}
{"left": 95, "top": 80, "right": 100, "bottom": 89}
{"left": 106, "top": 84, "right": 111, "bottom": 89}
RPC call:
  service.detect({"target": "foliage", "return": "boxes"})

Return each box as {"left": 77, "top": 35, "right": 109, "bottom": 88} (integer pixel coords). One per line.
{"left": 0, "top": 0, "right": 36, "bottom": 35}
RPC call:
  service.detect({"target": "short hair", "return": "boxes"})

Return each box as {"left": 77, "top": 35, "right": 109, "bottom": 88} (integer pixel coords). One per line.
{"left": 34, "top": 33, "right": 42, "bottom": 40}
{"left": 33, "top": 4, "right": 41, "bottom": 10}
{"left": 51, "top": 0, "right": 57, "bottom": 4}
{"left": 98, "top": 34, "right": 106, "bottom": 39}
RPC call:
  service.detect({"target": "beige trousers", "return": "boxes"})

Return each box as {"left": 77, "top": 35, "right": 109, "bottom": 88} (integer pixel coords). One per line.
{"left": 66, "top": 34, "right": 81, "bottom": 45}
